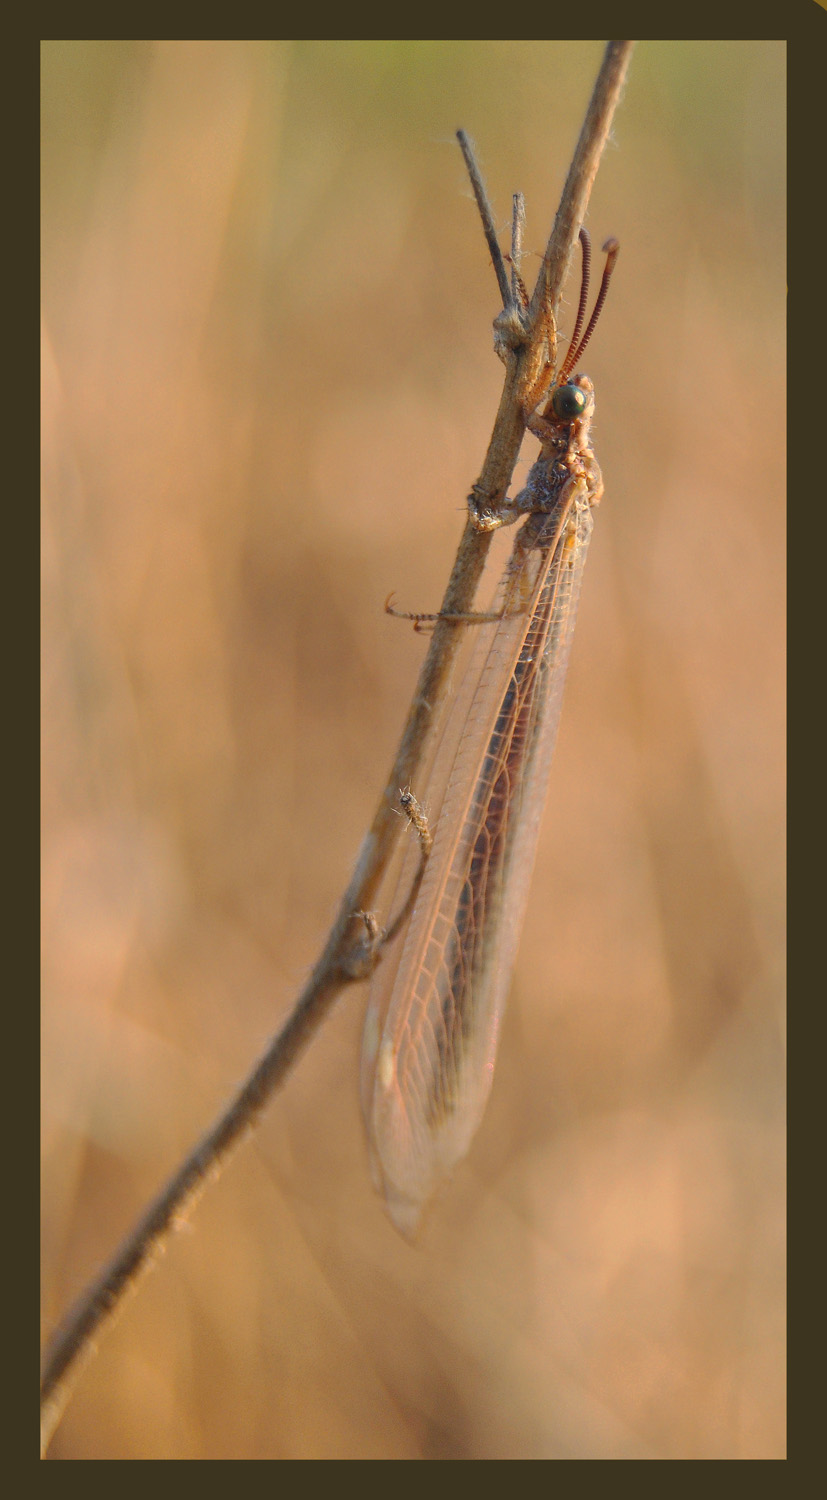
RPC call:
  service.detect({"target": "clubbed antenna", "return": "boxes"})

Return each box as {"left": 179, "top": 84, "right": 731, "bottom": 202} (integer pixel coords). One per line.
{"left": 557, "top": 235, "right": 620, "bottom": 382}
{"left": 561, "top": 228, "right": 592, "bottom": 379}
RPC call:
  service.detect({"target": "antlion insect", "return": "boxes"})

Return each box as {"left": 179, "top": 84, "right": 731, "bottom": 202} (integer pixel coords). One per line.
{"left": 361, "top": 225, "right": 619, "bottom": 1237}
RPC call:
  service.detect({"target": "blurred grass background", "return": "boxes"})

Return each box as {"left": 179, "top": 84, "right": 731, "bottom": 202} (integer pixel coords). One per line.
{"left": 41, "top": 40, "right": 785, "bottom": 1459}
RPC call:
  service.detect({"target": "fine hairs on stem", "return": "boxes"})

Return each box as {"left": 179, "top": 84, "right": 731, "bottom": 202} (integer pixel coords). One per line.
{"left": 40, "top": 40, "right": 634, "bottom": 1455}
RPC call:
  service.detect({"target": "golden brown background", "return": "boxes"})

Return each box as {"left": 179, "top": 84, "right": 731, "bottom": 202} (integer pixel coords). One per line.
{"left": 41, "top": 41, "right": 785, "bottom": 1459}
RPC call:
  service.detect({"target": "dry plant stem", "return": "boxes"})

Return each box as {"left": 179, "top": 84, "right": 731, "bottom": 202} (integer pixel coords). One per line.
{"left": 40, "top": 38, "right": 634, "bottom": 1454}
{"left": 457, "top": 128, "right": 512, "bottom": 308}
{"left": 529, "top": 40, "right": 632, "bottom": 333}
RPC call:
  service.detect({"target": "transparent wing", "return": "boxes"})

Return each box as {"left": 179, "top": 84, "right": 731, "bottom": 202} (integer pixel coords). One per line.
{"left": 362, "top": 485, "right": 594, "bottom": 1235}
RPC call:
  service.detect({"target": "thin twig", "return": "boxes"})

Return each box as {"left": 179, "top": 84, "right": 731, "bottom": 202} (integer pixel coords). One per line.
{"left": 510, "top": 192, "right": 527, "bottom": 305}
{"left": 529, "top": 40, "right": 632, "bottom": 332}
{"left": 457, "top": 128, "right": 512, "bottom": 310}
{"left": 40, "top": 40, "right": 634, "bottom": 1455}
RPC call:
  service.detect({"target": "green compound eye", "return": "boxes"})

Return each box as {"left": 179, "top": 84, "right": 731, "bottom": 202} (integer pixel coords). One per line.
{"left": 551, "top": 382, "right": 587, "bottom": 421}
